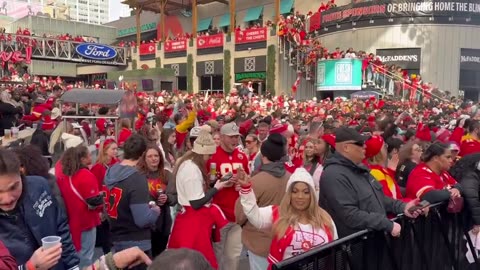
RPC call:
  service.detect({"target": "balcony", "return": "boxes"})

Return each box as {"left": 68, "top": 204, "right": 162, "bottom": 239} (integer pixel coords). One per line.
{"left": 0, "top": 34, "right": 127, "bottom": 66}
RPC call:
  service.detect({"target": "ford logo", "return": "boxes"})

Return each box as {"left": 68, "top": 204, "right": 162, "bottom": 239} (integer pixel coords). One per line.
{"left": 76, "top": 43, "right": 117, "bottom": 60}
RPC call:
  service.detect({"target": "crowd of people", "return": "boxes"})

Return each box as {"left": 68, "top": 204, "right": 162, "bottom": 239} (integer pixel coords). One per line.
{"left": 0, "top": 78, "right": 478, "bottom": 270}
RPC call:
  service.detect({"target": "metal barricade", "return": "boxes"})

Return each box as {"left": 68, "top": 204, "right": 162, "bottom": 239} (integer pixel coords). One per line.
{"left": 273, "top": 204, "right": 479, "bottom": 270}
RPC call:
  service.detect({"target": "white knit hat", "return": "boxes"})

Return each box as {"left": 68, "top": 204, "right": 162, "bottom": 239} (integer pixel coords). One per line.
{"left": 192, "top": 126, "right": 217, "bottom": 155}
{"left": 286, "top": 168, "right": 316, "bottom": 194}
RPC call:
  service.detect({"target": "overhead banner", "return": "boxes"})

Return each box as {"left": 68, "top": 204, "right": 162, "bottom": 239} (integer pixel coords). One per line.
{"left": 235, "top": 27, "right": 268, "bottom": 44}
{"left": 197, "top": 34, "right": 224, "bottom": 49}
{"left": 322, "top": 0, "right": 480, "bottom": 26}
{"left": 460, "top": 48, "right": 480, "bottom": 71}
{"left": 376, "top": 48, "right": 421, "bottom": 70}
{"left": 164, "top": 40, "right": 187, "bottom": 53}
{"left": 139, "top": 43, "right": 156, "bottom": 60}
{"left": 316, "top": 59, "right": 363, "bottom": 91}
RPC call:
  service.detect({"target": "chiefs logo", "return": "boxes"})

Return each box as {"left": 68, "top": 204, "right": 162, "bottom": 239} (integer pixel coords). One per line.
{"left": 198, "top": 39, "right": 205, "bottom": 46}
{"left": 238, "top": 154, "right": 244, "bottom": 160}
{"left": 149, "top": 45, "right": 155, "bottom": 52}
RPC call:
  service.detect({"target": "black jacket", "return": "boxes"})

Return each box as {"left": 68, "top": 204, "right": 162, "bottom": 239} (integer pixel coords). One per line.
{"left": 319, "top": 152, "right": 406, "bottom": 238}
{"left": 0, "top": 102, "right": 21, "bottom": 136}
{"left": 396, "top": 159, "right": 417, "bottom": 188}
{"left": 0, "top": 176, "right": 79, "bottom": 269}
{"left": 460, "top": 170, "right": 480, "bottom": 225}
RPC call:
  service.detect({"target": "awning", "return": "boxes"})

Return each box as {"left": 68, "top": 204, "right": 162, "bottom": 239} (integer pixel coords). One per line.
{"left": 280, "top": 0, "right": 294, "bottom": 14}
{"left": 243, "top": 6, "right": 264, "bottom": 22}
{"left": 218, "top": 13, "right": 231, "bottom": 28}
{"left": 197, "top": 17, "right": 213, "bottom": 32}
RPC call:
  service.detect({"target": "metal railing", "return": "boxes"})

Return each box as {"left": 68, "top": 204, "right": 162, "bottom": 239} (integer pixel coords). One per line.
{"left": 273, "top": 204, "right": 478, "bottom": 270}
{"left": 278, "top": 34, "right": 447, "bottom": 101}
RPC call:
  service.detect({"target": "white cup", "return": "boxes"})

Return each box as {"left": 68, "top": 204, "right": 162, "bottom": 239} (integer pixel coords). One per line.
{"left": 41, "top": 236, "right": 61, "bottom": 249}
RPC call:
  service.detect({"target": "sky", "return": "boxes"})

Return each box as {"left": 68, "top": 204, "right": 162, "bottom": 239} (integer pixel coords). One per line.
{"left": 109, "top": 0, "right": 131, "bottom": 22}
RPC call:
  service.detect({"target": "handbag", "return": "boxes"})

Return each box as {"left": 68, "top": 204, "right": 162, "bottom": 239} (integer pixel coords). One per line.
{"left": 447, "top": 196, "right": 464, "bottom": 213}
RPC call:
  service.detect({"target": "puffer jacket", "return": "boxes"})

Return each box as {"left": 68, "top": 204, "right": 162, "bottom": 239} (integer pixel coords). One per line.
{"left": 0, "top": 176, "right": 79, "bottom": 270}
{"left": 459, "top": 170, "right": 480, "bottom": 225}
{"left": 319, "top": 152, "right": 406, "bottom": 238}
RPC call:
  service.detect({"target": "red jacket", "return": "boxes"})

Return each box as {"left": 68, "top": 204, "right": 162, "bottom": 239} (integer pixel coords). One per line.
{"left": 0, "top": 241, "right": 16, "bottom": 270}
{"left": 267, "top": 206, "right": 333, "bottom": 269}
{"left": 405, "top": 163, "right": 457, "bottom": 199}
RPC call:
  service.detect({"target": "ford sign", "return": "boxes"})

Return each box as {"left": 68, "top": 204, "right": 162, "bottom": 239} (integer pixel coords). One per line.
{"left": 76, "top": 43, "right": 117, "bottom": 60}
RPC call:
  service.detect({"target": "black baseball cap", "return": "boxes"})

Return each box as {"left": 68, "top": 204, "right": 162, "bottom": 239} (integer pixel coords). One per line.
{"left": 335, "top": 126, "right": 370, "bottom": 143}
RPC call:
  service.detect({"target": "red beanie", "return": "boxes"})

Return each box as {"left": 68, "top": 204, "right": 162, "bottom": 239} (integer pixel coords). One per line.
{"left": 365, "top": 135, "right": 384, "bottom": 159}
{"left": 270, "top": 123, "right": 288, "bottom": 135}
{"left": 321, "top": 134, "right": 336, "bottom": 149}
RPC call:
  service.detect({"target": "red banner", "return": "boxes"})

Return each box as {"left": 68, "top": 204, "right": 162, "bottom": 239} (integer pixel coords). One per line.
{"left": 139, "top": 43, "right": 156, "bottom": 56}
{"left": 197, "top": 34, "right": 224, "bottom": 49}
{"left": 164, "top": 40, "right": 187, "bottom": 52}
{"left": 235, "top": 27, "right": 268, "bottom": 44}
{"left": 308, "top": 12, "right": 322, "bottom": 32}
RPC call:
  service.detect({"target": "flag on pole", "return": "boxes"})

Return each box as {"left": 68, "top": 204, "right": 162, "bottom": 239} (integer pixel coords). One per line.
{"left": 292, "top": 73, "right": 302, "bottom": 93}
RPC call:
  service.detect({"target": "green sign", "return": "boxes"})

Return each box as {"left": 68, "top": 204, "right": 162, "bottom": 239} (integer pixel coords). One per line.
{"left": 235, "top": 72, "right": 266, "bottom": 81}
{"left": 118, "top": 22, "right": 157, "bottom": 37}
{"left": 316, "top": 59, "right": 362, "bottom": 91}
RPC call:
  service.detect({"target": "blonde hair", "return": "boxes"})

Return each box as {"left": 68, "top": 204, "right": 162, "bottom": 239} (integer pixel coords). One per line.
{"left": 368, "top": 150, "right": 387, "bottom": 165}
{"left": 96, "top": 140, "right": 117, "bottom": 165}
{"left": 273, "top": 183, "right": 334, "bottom": 239}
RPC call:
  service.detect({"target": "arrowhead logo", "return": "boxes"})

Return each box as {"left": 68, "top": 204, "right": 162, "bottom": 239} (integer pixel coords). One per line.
{"left": 199, "top": 39, "right": 205, "bottom": 46}
{"left": 149, "top": 45, "right": 154, "bottom": 52}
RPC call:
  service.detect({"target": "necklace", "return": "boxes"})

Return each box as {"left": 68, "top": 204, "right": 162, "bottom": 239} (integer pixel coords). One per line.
{"left": 298, "top": 223, "right": 313, "bottom": 252}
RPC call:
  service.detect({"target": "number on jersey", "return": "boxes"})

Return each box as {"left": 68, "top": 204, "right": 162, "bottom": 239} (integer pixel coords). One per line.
{"left": 101, "top": 185, "right": 123, "bottom": 219}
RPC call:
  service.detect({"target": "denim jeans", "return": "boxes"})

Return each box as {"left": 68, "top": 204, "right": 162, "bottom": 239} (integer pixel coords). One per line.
{"left": 78, "top": 228, "right": 96, "bottom": 269}
{"left": 248, "top": 251, "right": 269, "bottom": 270}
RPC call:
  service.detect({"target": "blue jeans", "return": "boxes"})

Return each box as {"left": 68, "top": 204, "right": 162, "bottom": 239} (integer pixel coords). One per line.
{"left": 78, "top": 228, "right": 96, "bottom": 268}
{"left": 248, "top": 250, "right": 269, "bottom": 270}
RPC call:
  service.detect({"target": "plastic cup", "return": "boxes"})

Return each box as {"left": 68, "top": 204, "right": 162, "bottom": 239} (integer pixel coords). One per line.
{"left": 32, "top": 123, "right": 38, "bottom": 130}
{"left": 41, "top": 236, "right": 61, "bottom": 249}
{"left": 4, "top": 129, "right": 11, "bottom": 139}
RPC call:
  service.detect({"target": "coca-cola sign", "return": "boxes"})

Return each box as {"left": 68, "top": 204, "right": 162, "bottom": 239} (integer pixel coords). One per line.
{"left": 75, "top": 43, "right": 117, "bottom": 60}
{"left": 197, "top": 34, "right": 224, "bottom": 49}
{"left": 376, "top": 48, "right": 421, "bottom": 70}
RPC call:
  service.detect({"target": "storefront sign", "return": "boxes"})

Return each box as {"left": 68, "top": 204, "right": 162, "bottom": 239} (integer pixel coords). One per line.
{"left": 322, "top": 0, "right": 480, "bottom": 26}
{"left": 235, "top": 72, "right": 266, "bottom": 81}
{"left": 317, "top": 59, "right": 363, "bottom": 91}
{"left": 376, "top": 48, "right": 421, "bottom": 70}
{"left": 235, "top": 27, "right": 268, "bottom": 44}
{"left": 118, "top": 22, "right": 157, "bottom": 37}
{"left": 197, "top": 34, "right": 224, "bottom": 49}
{"left": 164, "top": 40, "right": 188, "bottom": 53}
{"left": 460, "top": 48, "right": 480, "bottom": 70}
{"left": 76, "top": 44, "right": 117, "bottom": 60}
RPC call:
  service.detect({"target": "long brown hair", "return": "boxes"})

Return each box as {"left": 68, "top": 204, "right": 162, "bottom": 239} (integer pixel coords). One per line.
{"left": 173, "top": 150, "right": 208, "bottom": 191}
{"left": 61, "top": 145, "right": 89, "bottom": 176}
{"left": 273, "top": 183, "right": 335, "bottom": 239}
{"left": 137, "top": 144, "right": 166, "bottom": 183}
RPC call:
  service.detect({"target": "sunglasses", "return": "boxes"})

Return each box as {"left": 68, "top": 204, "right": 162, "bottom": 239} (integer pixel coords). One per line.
{"left": 245, "top": 140, "right": 255, "bottom": 144}
{"left": 347, "top": 141, "right": 365, "bottom": 147}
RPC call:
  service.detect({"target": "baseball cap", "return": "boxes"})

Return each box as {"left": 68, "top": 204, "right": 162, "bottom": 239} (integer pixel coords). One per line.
{"left": 220, "top": 122, "right": 241, "bottom": 136}
{"left": 335, "top": 126, "right": 370, "bottom": 143}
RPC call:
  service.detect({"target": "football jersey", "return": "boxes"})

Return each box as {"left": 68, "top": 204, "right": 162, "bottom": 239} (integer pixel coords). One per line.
{"left": 207, "top": 146, "right": 249, "bottom": 222}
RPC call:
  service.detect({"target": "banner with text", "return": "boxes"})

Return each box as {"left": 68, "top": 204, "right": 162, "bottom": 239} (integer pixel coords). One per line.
{"left": 321, "top": 0, "right": 480, "bottom": 27}
{"left": 376, "top": 48, "right": 422, "bottom": 70}
{"left": 164, "top": 40, "right": 188, "bottom": 53}
{"left": 461, "top": 48, "right": 480, "bottom": 71}
{"left": 235, "top": 28, "right": 268, "bottom": 44}
{"left": 317, "top": 59, "right": 363, "bottom": 91}
{"left": 197, "top": 34, "right": 224, "bottom": 49}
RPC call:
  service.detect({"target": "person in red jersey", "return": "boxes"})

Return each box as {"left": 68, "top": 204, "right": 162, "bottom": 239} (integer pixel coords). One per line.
{"left": 207, "top": 122, "right": 249, "bottom": 270}
{"left": 406, "top": 142, "right": 462, "bottom": 204}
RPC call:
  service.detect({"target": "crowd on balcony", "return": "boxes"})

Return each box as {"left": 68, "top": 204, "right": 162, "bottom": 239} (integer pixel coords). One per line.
{"left": 0, "top": 27, "right": 98, "bottom": 47}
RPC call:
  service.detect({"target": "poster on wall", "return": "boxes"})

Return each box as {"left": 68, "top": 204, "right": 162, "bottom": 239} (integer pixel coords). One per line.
{"left": 376, "top": 48, "right": 421, "bottom": 70}
{"left": 322, "top": 0, "right": 480, "bottom": 27}
{"left": 460, "top": 48, "right": 480, "bottom": 70}
{"left": 316, "top": 59, "right": 363, "bottom": 91}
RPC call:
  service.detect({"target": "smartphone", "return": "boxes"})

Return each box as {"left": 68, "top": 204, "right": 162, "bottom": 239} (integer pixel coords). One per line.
{"left": 220, "top": 172, "right": 233, "bottom": 182}
{"left": 408, "top": 200, "right": 430, "bottom": 213}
